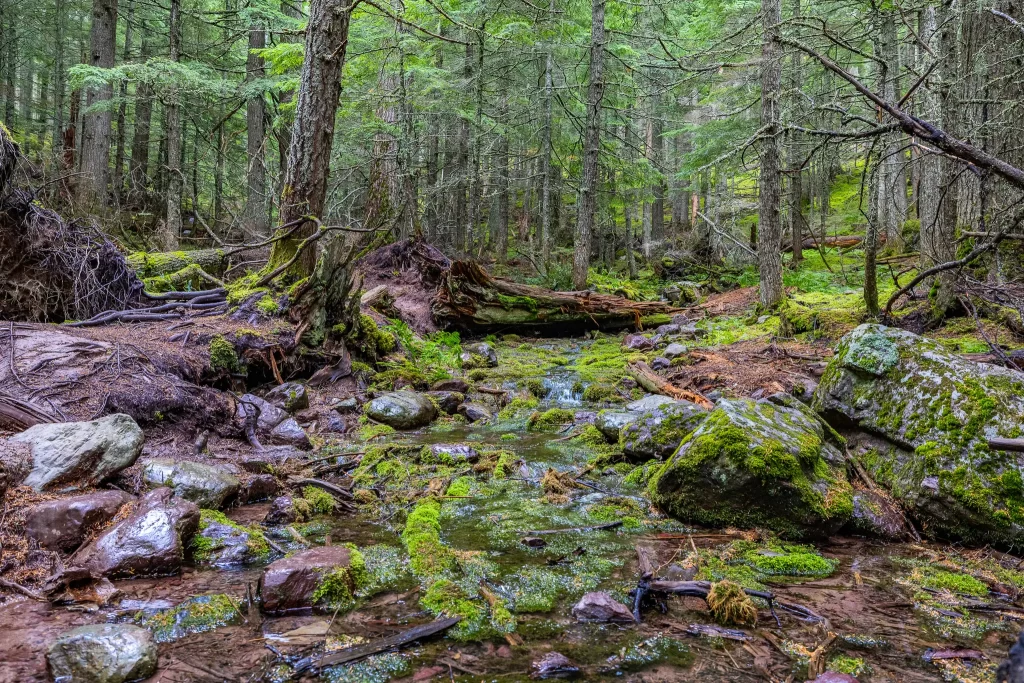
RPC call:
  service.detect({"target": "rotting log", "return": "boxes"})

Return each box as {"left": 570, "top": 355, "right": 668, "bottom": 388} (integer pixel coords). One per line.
{"left": 433, "top": 260, "right": 680, "bottom": 332}
{"left": 627, "top": 361, "right": 714, "bottom": 409}
{"left": 127, "top": 248, "right": 229, "bottom": 279}
{"left": 0, "top": 392, "right": 58, "bottom": 430}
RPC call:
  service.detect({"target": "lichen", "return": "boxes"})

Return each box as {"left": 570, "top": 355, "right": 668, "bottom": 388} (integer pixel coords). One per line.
{"left": 192, "top": 509, "right": 270, "bottom": 562}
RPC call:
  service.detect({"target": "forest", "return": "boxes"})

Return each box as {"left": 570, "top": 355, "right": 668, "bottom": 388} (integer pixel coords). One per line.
{"left": 3, "top": 0, "right": 1024, "bottom": 680}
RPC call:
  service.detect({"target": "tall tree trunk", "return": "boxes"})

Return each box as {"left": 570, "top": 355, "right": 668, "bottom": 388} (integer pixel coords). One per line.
{"left": 454, "top": 41, "right": 471, "bottom": 253}
{"left": 540, "top": 31, "right": 555, "bottom": 269}
{"left": 364, "top": 58, "right": 400, "bottom": 234}
{"left": 467, "top": 31, "right": 485, "bottom": 255}
{"left": 647, "top": 98, "right": 664, "bottom": 246}
{"left": 128, "top": 24, "right": 153, "bottom": 199}
{"left": 3, "top": 3, "right": 16, "bottom": 128}
{"left": 757, "top": 0, "right": 784, "bottom": 308}
{"left": 874, "top": 10, "right": 908, "bottom": 252}
{"left": 244, "top": 22, "right": 268, "bottom": 235}
{"left": 112, "top": 0, "right": 134, "bottom": 205}
{"left": 269, "top": 0, "right": 353, "bottom": 279}
{"left": 272, "top": 0, "right": 302, "bottom": 208}
{"left": 787, "top": 0, "right": 804, "bottom": 265}
{"left": 79, "top": 0, "right": 118, "bottom": 209}
{"left": 493, "top": 101, "right": 509, "bottom": 262}
{"left": 52, "top": 0, "right": 66, "bottom": 158}
{"left": 163, "top": 0, "right": 182, "bottom": 249}
{"left": 425, "top": 113, "right": 439, "bottom": 241}
{"left": 572, "top": 0, "right": 605, "bottom": 290}
{"left": 18, "top": 57, "right": 32, "bottom": 157}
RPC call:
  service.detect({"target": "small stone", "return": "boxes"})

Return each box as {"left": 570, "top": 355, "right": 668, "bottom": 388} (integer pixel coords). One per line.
{"left": 460, "top": 342, "right": 498, "bottom": 368}
{"left": 757, "top": 315, "right": 770, "bottom": 324}
{"left": 521, "top": 536, "right": 547, "bottom": 548}
{"left": 269, "top": 418, "right": 312, "bottom": 450}
{"left": 364, "top": 391, "right": 438, "bottom": 429}
{"left": 426, "top": 444, "right": 480, "bottom": 463}
{"left": 26, "top": 490, "right": 134, "bottom": 552}
{"left": 670, "top": 314, "right": 690, "bottom": 326}
{"left": 431, "top": 379, "right": 470, "bottom": 393}
{"left": 458, "top": 402, "right": 492, "bottom": 423}
{"left": 47, "top": 624, "right": 157, "bottom": 683}
{"left": 571, "top": 592, "right": 635, "bottom": 623}
{"left": 264, "top": 495, "right": 304, "bottom": 525}
{"left": 239, "top": 474, "right": 280, "bottom": 504}
{"left": 655, "top": 324, "right": 680, "bottom": 336}
{"left": 622, "top": 334, "right": 655, "bottom": 351}
{"left": 261, "top": 545, "right": 354, "bottom": 612}
{"left": 664, "top": 343, "right": 688, "bottom": 358}
{"left": 236, "top": 394, "right": 287, "bottom": 431}
{"left": 333, "top": 397, "right": 360, "bottom": 413}
{"left": 142, "top": 459, "right": 240, "bottom": 509}
{"left": 426, "top": 391, "right": 465, "bottom": 414}
{"left": 265, "top": 382, "right": 309, "bottom": 412}
{"left": 530, "top": 652, "right": 580, "bottom": 679}
{"left": 141, "top": 594, "right": 242, "bottom": 642}
{"left": 650, "top": 357, "right": 671, "bottom": 371}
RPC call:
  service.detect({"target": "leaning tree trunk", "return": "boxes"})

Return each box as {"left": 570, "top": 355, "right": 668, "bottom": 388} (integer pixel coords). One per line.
{"left": 757, "top": 0, "right": 785, "bottom": 309}
{"left": 572, "top": 0, "right": 606, "bottom": 290}
{"left": 78, "top": 0, "right": 118, "bottom": 211}
{"left": 268, "top": 0, "right": 353, "bottom": 280}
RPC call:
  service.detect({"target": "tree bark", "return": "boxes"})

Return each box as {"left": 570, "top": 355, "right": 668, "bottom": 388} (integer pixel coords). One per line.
{"left": 52, "top": 0, "right": 66, "bottom": 158}
{"left": 244, "top": 22, "right": 268, "bottom": 236}
{"left": 493, "top": 100, "right": 509, "bottom": 262}
{"left": 540, "top": 38, "right": 554, "bottom": 269}
{"left": 163, "top": 0, "right": 182, "bottom": 249}
{"left": 874, "top": 10, "right": 907, "bottom": 252}
{"left": 269, "top": 0, "right": 353, "bottom": 279}
{"left": 757, "top": 0, "right": 785, "bottom": 308}
{"left": 128, "top": 23, "right": 153, "bottom": 199}
{"left": 572, "top": 0, "right": 605, "bottom": 290}
{"left": 112, "top": 0, "right": 134, "bottom": 205}
{"left": 79, "top": 0, "right": 118, "bottom": 209}
{"left": 787, "top": 0, "right": 804, "bottom": 265}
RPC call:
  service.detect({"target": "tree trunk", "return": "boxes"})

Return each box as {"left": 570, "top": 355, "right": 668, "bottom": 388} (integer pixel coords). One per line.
{"left": 52, "top": 0, "right": 66, "bottom": 159}
{"left": 3, "top": 3, "right": 16, "bottom": 128}
{"left": 467, "top": 31, "right": 485, "bottom": 255}
{"left": 540, "top": 41, "right": 554, "bottom": 269}
{"left": 163, "top": 0, "right": 182, "bottom": 250}
{"left": 128, "top": 24, "right": 153, "bottom": 200}
{"left": 244, "top": 23, "right": 268, "bottom": 235}
{"left": 757, "top": 0, "right": 784, "bottom": 308}
{"left": 112, "top": 0, "right": 134, "bottom": 206}
{"left": 494, "top": 103, "right": 509, "bottom": 262}
{"left": 269, "top": 0, "right": 353, "bottom": 280}
{"left": 19, "top": 57, "right": 32, "bottom": 157}
{"left": 874, "top": 10, "right": 907, "bottom": 252}
{"left": 364, "top": 60, "right": 400, "bottom": 235}
{"left": 572, "top": 0, "right": 605, "bottom": 290}
{"left": 787, "top": 0, "right": 804, "bottom": 265}
{"left": 78, "top": 0, "right": 118, "bottom": 210}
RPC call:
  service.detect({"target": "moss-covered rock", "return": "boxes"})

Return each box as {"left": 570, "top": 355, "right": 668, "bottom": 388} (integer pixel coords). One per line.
{"left": 191, "top": 509, "right": 270, "bottom": 565}
{"left": 814, "top": 324, "right": 1024, "bottom": 545}
{"left": 140, "top": 594, "right": 242, "bottom": 642}
{"left": 620, "top": 402, "right": 708, "bottom": 461}
{"left": 648, "top": 397, "right": 853, "bottom": 539}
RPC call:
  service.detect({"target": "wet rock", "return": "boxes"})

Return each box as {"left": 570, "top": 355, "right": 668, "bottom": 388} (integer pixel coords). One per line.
{"left": 265, "top": 382, "right": 309, "bottom": 412}
{"left": 649, "top": 398, "right": 853, "bottom": 539}
{"left": 364, "top": 391, "right": 438, "bottom": 429}
{"left": 521, "top": 536, "right": 547, "bottom": 548}
{"left": 425, "top": 444, "right": 480, "bottom": 463}
{"left": 670, "top": 314, "right": 690, "bottom": 326}
{"left": 807, "top": 674, "right": 859, "bottom": 683}
{"left": 427, "top": 390, "right": 465, "bottom": 414}
{"left": 26, "top": 490, "right": 134, "bottom": 552}
{"left": 625, "top": 395, "right": 679, "bottom": 413}
{"left": 76, "top": 487, "right": 200, "bottom": 578}
{"left": 530, "top": 652, "right": 581, "bottom": 679}
{"left": 573, "top": 411, "right": 597, "bottom": 424}
{"left": 595, "top": 411, "right": 638, "bottom": 443}
{"left": 650, "top": 357, "right": 671, "bottom": 371}
{"left": 458, "top": 402, "right": 492, "bottom": 423}
{"left": 194, "top": 514, "right": 269, "bottom": 565}
{"left": 236, "top": 394, "right": 287, "bottom": 431}
{"left": 263, "top": 495, "right": 306, "bottom": 525}
{"left": 142, "top": 459, "right": 240, "bottom": 509}
{"left": 239, "top": 474, "right": 280, "bottom": 503}
{"left": 141, "top": 594, "right": 243, "bottom": 642}
{"left": 997, "top": 628, "right": 1024, "bottom": 683}
{"left": 11, "top": 413, "right": 144, "bottom": 491}
{"left": 261, "top": 545, "right": 354, "bottom": 613}
{"left": 676, "top": 324, "right": 707, "bottom": 339}
{"left": 269, "top": 418, "right": 312, "bottom": 450}
{"left": 47, "top": 623, "right": 157, "bottom": 683}
{"left": 846, "top": 489, "right": 913, "bottom": 540}
{"left": 333, "top": 397, "right": 360, "bottom": 413}
{"left": 813, "top": 323, "right": 1024, "bottom": 545}
{"left": 322, "top": 413, "right": 348, "bottom": 433}
{"left": 461, "top": 342, "right": 498, "bottom": 368}
{"left": 571, "top": 591, "right": 635, "bottom": 623}
{"left": 664, "top": 343, "right": 688, "bottom": 358}
{"left": 622, "top": 334, "right": 655, "bottom": 351}
{"left": 655, "top": 324, "right": 680, "bottom": 336}
{"left": 432, "top": 378, "right": 470, "bottom": 393}
{"left": 620, "top": 402, "right": 708, "bottom": 461}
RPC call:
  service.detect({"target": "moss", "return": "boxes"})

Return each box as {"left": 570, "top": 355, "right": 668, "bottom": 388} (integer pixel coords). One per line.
{"left": 572, "top": 424, "right": 612, "bottom": 448}
{"left": 524, "top": 378, "right": 546, "bottom": 397}
{"left": 192, "top": 509, "right": 270, "bottom": 562}
{"left": 302, "top": 486, "right": 336, "bottom": 515}
{"left": 311, "top": 544, "right": 369, "bottom": 611}
{"left": 707, "top": 580, "right": 757, "bottom": 626}
{"left": 402, "top": 499, "right": 455, "bottom": 578}
{"left": 358, "top": 423, "right": 395, "bottom": 441}
{"left": 356, "top": 314, "right": 398, "bottom": 358}
{"left": 420, "top": 579, "right": 488, "bottom": 640}
{"left": 914, "top": 568, "right": 989, "bottom": 597}
{"left": 498, "top": 396, "right": 539, "bottom": 419}
{"left": 209, "top": 334, "right": 240, "bottom": 373}
{"left": 468, "top": 368, "right": 488, "bottom": 382}
{"left": 446, "top": 476, "right": 474, "bottom": 497}
{"left": 495, "top": 293, "right": 539, "bottom": 312}
{"left": 828, "top": 655, "right": 867, "bottom": 676}
{"left": 141, "top": 594, "right": 241, "bottom": 643}
{"left": 582, "top": 383, "right": 617, "bottom": 402}
{"left": 527, "top": 408, "right": 576, "bottom": 431}
{"left": 739, "top": 542, "right": 836, "bottom": 577}
{"left": 255, "top": 294, "right": 279, "bottom": 315}
{"left": 499, "top": 433, "right": 517, "bottom": 441}
{"left": 492, "top": 451, "right": 519, "bottom": 479}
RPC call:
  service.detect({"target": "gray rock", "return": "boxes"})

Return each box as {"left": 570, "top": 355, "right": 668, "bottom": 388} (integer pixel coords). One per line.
{"left": 141, "top": 594, "right": 243, "bottom": 642}
{"left": 26, "top": 490, "right": 134, "bottom": 552}
{"left": 333, "top": 397, "right": 360, "bottom": 413}
{"left": 194, "top": 519, "right": 268, "bottom": 566}
{"left": 77, "top": 487, "right": 200, "bottom": 578}
{"left": 458, "top": 402, "right": 492, "bottom": 423}
{"left": 47, "top": 624, "right": 157, "bottom": 683}
{"left": 625, "top": 395, "right": 679, "bottom": 413}
{"left": 664, "top": 343, "right": 688, "bottom": 358}
{"left": 649, "top": 398, "right": 853, "bottom": 539}
{"left": 364, "top": 391, "right": 438, "bottom": 429}
{"left": 670, "top": 314, "right": 690, "bottom": 326}
{"left": 595, "top": 411, "right": 638, "bottom": 443}
{"left": 620, "top": 402, "right": 708, "bottom": 461}
{"left": 432, "top": 379, "right": 470, "bottom": 393}
{"left": 570, "top": 592, "right": 635, "bottom": 623}
{"left": 622, "top": 334, "right": 655, "bottom": 351}
{"left": 650, "top": 357, "right": 671, "bottom": 371}
{"left": 530, "top": 652, "right": 580, "bottom": 679}
{"left": 813, "top": 323, "right": 1024, "bottom": 545}
{"left": 655, "top": 324, "right": 681, "bottom": 336}
{"left": 264, "top": 495, "right": 304, "bottom": 525}
{"left": 847, "top": 489, "right": 914, "bottom": 541}
{"left": 677, "top": 324, "right": 707, "bottom": 339}
{"left": 426, "top": 390, "right": 465, "bottom": 414}
{"left": 269, "top": 418, "right": 312, "bottom": 450}
{"left": 265, "top": 382, "right": 309, "bottom": 412}
{"left": 424, "top": 444, "right": 480, "bottom": 463}
{"left": 239, "top": 474, "right": 280, "bottom": 503}
{"left": 997, "top": 629, "right": 1024, "bottom": 683}
{"left": 461, "top": 342, "right": 498, "bottom": 368}
{"left": 142, "top": 459, "right": 240, "bottom": 509}
{"left": 11, "top": 414, "right": 144, "bottom": 491}
{"left": 236, "top": 394, "right": 287, "bottom": 431}
{"left": 261, "top": 545, "right": 356, "bottom": 612}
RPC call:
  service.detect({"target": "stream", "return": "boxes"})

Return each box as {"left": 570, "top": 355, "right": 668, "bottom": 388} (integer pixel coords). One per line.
{"left": 1, "top": 336, "right": 1019, "bottom": 682}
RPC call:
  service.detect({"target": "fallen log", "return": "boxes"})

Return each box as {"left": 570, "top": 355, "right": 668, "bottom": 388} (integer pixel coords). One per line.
{"left": 127, "top": 248, "right": 228, "bottom": 279}
{"left": 627, "top": 361, "right": 714, "bottom": 409}
{"left": 988, "top": 438, "right": 1024, "bottom": 453}
{"left": 783, "top": 234, "right": 886, "bottom": 252}
{"left": 0, "top": 392, "right": 59, "bottom": 430}
{"left": 433, "top": 260, "right": 680, "bottom": 332}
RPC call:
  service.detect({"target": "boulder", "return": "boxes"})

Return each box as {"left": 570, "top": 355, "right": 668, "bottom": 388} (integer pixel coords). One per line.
{"left": 622, "top": 334, "right": 655, "bottom": 351}
{"left": 141, "top": 594, "right": 242, "bottom": 642}
{"left": 424, "top": 444, "right": 480, "bottom": 463}
{"left": 997, "top": 628, "right": 1024, "bottom": 683}
{"left": 364, "top": 391, "right": 438, "bottom": 429}
{"left": 813, "top": 323, "right": 1024, "bottom": 545}
{"left": 432, "top": 378, "right": 470, "bottom": 393}
{"left": 269, "top": 418, "right": 312, "bottom": 450}
{"left": 648, "top": 397, "right": 853, "bottom": 539}
{"left": 261, "top": 545, "right": 355, "bottom": 613}
{"left": 265, "top": 382, "right": 309, "bottom": 412}
{"left": 193, "top": 515, "right": 269, "bottom": 566}
{"left": 655, "top": 324, "right": 681, "bottom": 336}
{"left": 11, "top": 413, "right": 144, "bottom": 491}
{"left": 664, "top": 343, "right": 688, "bottom": 359}
{"left": 47, "top": 624, "right": 157, "bottom": 683}
{"left": 333, "top": 397, "right": 360, "bottom": 413}
{"left": 650, "top": 357, "right": 671, "bottom": 371}
{"left": 677, "top": 324, "right": 707, "bottom": 339}
{"left": 530, "top": 652, "right": 581, "bottom": 679}
{"left": 846, "top": 489, "right": 913, "bottom": 541}
{"left": 620, "top": 402, "right": 708, "bottom": 461}
{"left": 236, "top": 394, "right": 287, "bottom": 431}
{"left": 595, "top": 411, "right": 638, "bottom": 443}
{"left": 26, "top": 490, "right": 134, "bottom": 552}
{"left": 570, "top": 592, "right": 635, "bottom": 623}
{"left": 625, "top": 395, "right": 679, "bottom": 413}
{"left": 426, "top": 390, "right": 465, "bottom": 414}
{"left": 76, "top": 487, "right": 200, "bottom": 578}
{"left": 264, "top": 495, "right": 306, "bottom": 525}
{"left": 142, "top": 459, "right": 240, "bottom": 509}
{"left": 239, "top": 474, "right": 280, "bottom": 503}
{"left": 461, "top": 342, "right": 498, "bottom": 368}
{"left": 458, "top": 402, "right": 492, "bottom": 423}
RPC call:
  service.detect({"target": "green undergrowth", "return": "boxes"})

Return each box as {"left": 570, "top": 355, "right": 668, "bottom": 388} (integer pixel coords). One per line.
{"left": 682, "top": 539, "right": 836, "bottom": 591}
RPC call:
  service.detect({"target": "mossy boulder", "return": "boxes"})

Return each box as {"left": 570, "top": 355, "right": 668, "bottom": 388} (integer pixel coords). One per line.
{"left": 364, "top": 391, "right": 438, "bottom": 430}
{"left": 814, "top": 323, "right": 1024, "bottom": 545}
{"left": 619, "top": 402, "right": 708, "bottom": 461}
{"left": 140, "top": 594, "right": 242, "bottom": 642}
{"left": 191, "top": 509, "right": 271, "bottom": 565}
{"left": 648, "top": 398, "right": 853, "bottom": 539}
{"left": 260, "top": 545, "right": 366, "bottom": 613}
{"left": 460, "top": 342, "right": 498, "bottom": 368}
{"left": 265, "top": 382, "right": 309, "bottom": 413}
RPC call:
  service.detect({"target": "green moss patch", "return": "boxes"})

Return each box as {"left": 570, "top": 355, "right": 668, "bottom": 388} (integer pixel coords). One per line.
{"left": 141, "top": 594, "right": 241, "bottom": 642}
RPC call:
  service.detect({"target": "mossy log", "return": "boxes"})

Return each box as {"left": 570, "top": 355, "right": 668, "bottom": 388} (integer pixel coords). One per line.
{"left": 432, "top": 261, "right": 680, "bottom": 332}
{"left": 142, "top": 263, "right": 226, "bottom": 294}
{"left": 128, "top": 249, "right": 228, "bottom": 279}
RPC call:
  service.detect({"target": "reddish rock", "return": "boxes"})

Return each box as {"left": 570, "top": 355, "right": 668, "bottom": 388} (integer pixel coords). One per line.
{"left": 431, "top": 379, "right": 469, "bottom": 394}
{"left": 263, "top": 495, "right": 302, "bottom": 525}
{"left": 239, "top": 474, "right": 280, "bottom": 503}
{"left": 807, "top": 674, "right": 858, "bottom": 683}
{"left": 622, "top": 334, "right": 654, "bottom": 351}
{"left": 26, "top": 490, "right": 134, "bottom": 552}
{"left": 261, "top": 545, "right": 353, "bottom": 613}
{"left": 570, "top": 592, "right": 635, "bottom": 623}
